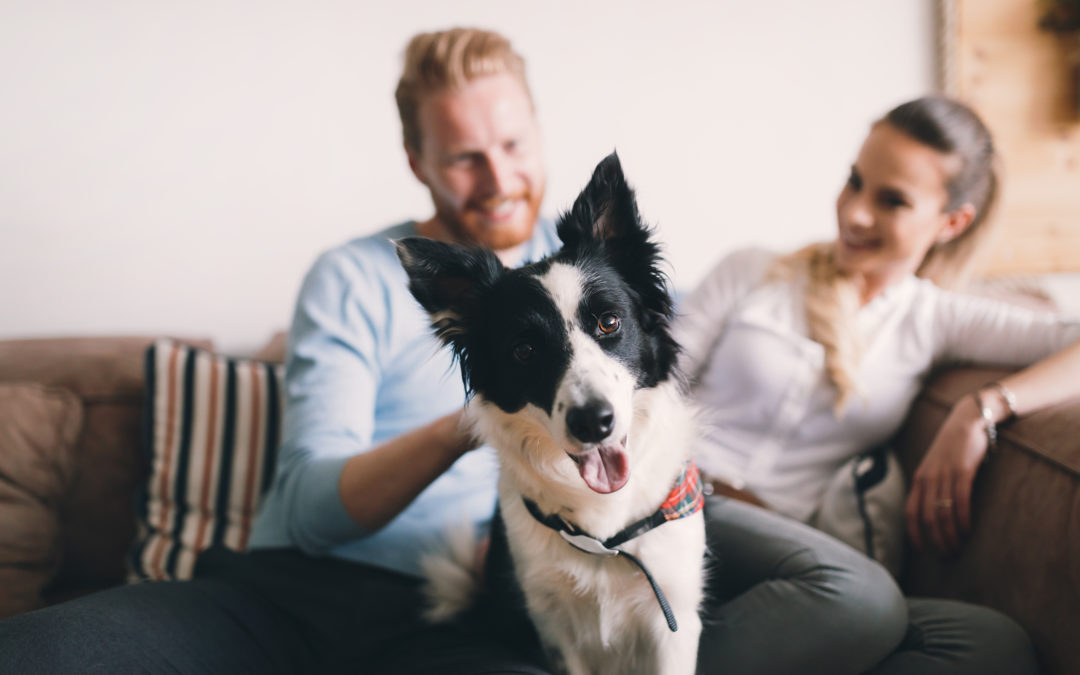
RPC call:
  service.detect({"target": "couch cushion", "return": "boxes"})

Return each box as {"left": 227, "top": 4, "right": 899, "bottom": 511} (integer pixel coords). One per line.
{"left": 129, "top": 340, "right": 284, "bottom": 581}
{"left": 0, "top": 384, "right": 81, "bottom": 618}
{"left": 0, "top": 337, "right": 211, "bottom": 599}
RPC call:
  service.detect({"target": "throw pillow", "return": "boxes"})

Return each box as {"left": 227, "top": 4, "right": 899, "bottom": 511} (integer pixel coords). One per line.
{"left": 129, "top": 339, "right": 284, "bottom": 581}
{"left": 810, "top": 445, "right": 906, "bottom": 579}
{"left": 0, "top": 384, "right": 81, "bottom": 618}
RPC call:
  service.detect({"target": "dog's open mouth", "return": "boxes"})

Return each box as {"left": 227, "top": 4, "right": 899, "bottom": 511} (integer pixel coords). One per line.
{"left": 566, "top": 437, "right": 629, "bottom": 494}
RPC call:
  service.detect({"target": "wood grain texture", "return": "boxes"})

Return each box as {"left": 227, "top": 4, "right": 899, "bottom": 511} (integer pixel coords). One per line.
{"left": 953, "top": 0, "right": 1080, "bottom": 275}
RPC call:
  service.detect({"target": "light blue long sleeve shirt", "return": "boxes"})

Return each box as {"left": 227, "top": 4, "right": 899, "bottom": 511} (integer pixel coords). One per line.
{"left": 248, "top": 220, "right": 560, "bottom": 576}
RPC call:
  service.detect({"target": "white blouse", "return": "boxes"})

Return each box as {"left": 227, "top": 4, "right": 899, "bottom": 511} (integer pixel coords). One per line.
{"left": 674, "top": 248, "right": 1080, "bottom": 522}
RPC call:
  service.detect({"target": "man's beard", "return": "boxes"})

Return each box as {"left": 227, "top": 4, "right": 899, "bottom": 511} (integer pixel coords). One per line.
{"left": 433, "top": 186, "right": 545, "bottom": 251}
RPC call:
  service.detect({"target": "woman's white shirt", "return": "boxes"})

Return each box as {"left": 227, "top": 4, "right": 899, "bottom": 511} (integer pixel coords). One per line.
{"left": 676, "top": 248, "right": 1080, "bottom": 522}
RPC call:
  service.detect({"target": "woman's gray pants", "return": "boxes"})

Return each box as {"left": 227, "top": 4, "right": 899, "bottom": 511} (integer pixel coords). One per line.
{"left": 697, "top": 496, "right": 1039, "bottom": 674}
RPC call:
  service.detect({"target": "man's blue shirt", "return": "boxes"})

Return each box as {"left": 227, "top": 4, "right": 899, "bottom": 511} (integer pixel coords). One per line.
{"left": 249, "top": 220, "right": 561, "bottom": 576}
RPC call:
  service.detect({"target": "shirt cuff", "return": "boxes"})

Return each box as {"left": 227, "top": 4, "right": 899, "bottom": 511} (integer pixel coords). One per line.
{"left": 294, "top": 453, "right": 369, "bottom": 549}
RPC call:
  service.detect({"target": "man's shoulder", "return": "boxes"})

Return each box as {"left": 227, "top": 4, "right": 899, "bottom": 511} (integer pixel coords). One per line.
{"left": 311, "top": 222, "right": 416, "bottom": 280}
{"left": 730, "top": 246, "right": 780, "bottom": 270}
{"left": 313, "top": 217, "right": 559, "bottom": 280}
{"left": 338, "top": 221, "right": 417, "bottom": 261}
{"left": 523, "top": 216, "right": 561, "bottom": 262}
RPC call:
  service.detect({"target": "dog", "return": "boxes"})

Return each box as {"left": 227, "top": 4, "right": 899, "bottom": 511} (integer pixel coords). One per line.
{"left": 396, "top": 153, "right": 706, "bottom": 675}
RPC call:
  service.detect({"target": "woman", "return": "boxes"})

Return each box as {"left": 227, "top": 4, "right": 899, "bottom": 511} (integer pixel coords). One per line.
{"left": 678, "top": 96, "right": 1080, "bottom": 674}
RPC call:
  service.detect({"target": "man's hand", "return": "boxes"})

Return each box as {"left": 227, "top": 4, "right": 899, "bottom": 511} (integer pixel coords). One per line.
{"left": 439, "top": 408, "right": 483, "bottom": 455}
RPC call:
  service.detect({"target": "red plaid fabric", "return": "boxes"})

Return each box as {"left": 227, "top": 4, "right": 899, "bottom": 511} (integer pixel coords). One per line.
{"left": 660, "top": 462, "right": 704, "bottom": 522}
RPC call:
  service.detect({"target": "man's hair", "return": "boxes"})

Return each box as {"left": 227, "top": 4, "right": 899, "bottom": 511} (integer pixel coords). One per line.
{"left": 395, "top": 27, "right": 533, "bottom": 153}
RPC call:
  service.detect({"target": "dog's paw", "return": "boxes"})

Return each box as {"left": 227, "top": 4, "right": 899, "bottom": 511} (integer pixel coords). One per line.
{"left": 419, "top": 524, "right": 483, "bottom": 623}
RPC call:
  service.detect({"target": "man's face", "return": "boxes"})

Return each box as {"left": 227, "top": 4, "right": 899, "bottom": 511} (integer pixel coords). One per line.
{"left": 408, "top": 73, "right": 546, "bottom": 251}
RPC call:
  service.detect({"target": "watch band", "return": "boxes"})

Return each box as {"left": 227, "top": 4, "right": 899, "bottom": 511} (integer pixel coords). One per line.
{"left": 973, "top": 389, "right": 998, "bottom": 449}
{"left": 991, "top": 381, "right": 1018, "bottom": 420}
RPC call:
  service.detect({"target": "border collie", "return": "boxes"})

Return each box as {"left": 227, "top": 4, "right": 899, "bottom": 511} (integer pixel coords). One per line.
{"left": 396, "top": 153, "right": 705, "bottom": 675}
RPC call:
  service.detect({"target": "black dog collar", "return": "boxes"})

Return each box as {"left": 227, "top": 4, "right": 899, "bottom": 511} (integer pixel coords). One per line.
{"left": 520, "top": 463, "right": 704, "bottom": 632}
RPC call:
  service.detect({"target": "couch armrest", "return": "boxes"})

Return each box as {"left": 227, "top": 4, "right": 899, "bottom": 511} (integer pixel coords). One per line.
{"left": 894, "top": 366, "right": 1080, "bottom": 675}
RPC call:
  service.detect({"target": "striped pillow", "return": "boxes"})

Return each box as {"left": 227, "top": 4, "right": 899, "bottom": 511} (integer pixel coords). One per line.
{"left": 129, "top": 339, "right": 284, "bottom": 581}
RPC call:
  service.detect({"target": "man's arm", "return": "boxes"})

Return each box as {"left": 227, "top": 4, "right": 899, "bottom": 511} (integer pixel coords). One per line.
{"left": 270, "top": 244, "right": 475, "bottom": 552}
{"left": 338, "top": 409, "right": 475, "bottom": 530}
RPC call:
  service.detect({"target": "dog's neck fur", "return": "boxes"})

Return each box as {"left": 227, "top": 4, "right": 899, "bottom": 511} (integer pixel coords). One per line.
{"left": 471, "top": 380, "right": 695, "bottom": 541}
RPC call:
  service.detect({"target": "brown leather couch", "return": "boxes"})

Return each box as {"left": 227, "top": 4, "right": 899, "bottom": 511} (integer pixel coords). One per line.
{"left": 1, "top": 336, "right": 1077, "bottom": 674}
{"left": 0, "top": 337, "right": 214, "bottom": 609}
{"left": 896, "top": 367, "right": 1080, "bottom": 675}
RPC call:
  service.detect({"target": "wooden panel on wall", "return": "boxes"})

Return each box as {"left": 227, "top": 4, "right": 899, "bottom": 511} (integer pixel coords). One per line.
{"left": 953, "top": 0, "right": 1080, "bottom": 275}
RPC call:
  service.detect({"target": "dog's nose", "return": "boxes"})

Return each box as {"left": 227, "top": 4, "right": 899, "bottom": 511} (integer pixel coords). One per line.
{"left": 566, "top": 400, "right": 615, "bottom": 443}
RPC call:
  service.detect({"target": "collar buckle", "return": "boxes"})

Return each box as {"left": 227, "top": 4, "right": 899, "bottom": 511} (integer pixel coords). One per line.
{"left": 558, "top": 531, "right": 620, "bottom": 556}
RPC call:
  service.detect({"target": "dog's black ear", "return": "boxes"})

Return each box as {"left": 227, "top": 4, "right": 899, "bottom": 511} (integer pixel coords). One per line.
{"left": 395, "top": 237, "right": 503, "bottom": 346}
{"left": 558, "top": 153, "right": 680, "bottom": 384}
{"left": 557, "top": 151, "right": 644, "bottom": 250}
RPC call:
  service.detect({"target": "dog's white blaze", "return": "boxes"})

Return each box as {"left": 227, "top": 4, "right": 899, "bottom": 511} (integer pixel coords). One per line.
{"left": 540, "top": 262, "right": 586, "bottom": 323}
{"left": 537, "top": 262, "right": 636, "bottom": 448}
{"left": 560, "top": 330, "right": 634, "bottom": 440}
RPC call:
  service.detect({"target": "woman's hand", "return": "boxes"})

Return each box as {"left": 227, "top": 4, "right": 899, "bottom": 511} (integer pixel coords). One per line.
{"left": 904, "top": 394, "right": 989, "bottom": 557}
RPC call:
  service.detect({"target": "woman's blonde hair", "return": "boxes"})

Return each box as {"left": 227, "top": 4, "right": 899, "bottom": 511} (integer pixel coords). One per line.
{"left": 395, "top": 27, "right": 533, "bottom": 154}
{"left": 777, "top": 96, "right": 1000, "bottom": 413}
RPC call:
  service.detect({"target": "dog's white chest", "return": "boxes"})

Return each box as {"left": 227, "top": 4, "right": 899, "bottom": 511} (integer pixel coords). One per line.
{"left": 506, "top": 499, "right": 705, "bottom": 675}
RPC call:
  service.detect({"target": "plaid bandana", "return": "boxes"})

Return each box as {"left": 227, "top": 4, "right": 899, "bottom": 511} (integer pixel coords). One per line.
{"left": 658, "top": 462, "right": 705, "bottom": 522}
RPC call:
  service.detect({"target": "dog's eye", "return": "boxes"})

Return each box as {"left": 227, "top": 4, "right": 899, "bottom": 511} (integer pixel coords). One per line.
{"left": 597, "top": 313, "right": 620, "bottom": 335}
{"left": 513, "top": 342, "right": 534, "bottom": 362}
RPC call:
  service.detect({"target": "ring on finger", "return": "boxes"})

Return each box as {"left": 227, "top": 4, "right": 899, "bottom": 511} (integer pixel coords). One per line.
{"left": 935, "top": 497, "right": 954, "bottom": 510}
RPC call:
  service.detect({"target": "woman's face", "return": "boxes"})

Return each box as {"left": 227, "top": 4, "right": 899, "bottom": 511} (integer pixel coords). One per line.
{"left": 834, "top": 122, "right": 970, "bottom": 285}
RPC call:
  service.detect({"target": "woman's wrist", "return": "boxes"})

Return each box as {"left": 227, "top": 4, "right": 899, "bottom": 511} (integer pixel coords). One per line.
{"left": 971, "top": 389, "right": 999, "bottom": 449}
{"left": 951, "top": 393, "right": 984, "bottom": 426}
{"left": 972, "top": 382, "right": 1017, "bottom": 425}
{"left": 966, "top": 382, "right": 1018, "bottom": 452}
{"left": 949, "top": 394, "right": 985, "bottom": 440}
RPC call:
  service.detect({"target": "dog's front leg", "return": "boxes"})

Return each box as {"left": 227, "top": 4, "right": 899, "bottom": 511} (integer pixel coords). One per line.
{"left": 558, "top": 649, "right": 591, "bottom": 675}
{"left": 658, "top": 614, "right": 702, "bottom": 675}
{"left": 533, "top": 613, "right": 600, "bottom": 673}
{"left": 535, "top": 625, "right": 591, "bottom": 675}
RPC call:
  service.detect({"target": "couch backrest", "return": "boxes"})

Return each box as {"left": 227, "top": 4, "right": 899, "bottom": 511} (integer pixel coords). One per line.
{"left": 0, "top": 337, "right": 210, "bottom": 600}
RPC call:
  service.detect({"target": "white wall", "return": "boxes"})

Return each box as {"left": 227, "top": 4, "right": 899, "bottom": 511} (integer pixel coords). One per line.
{"left": 0, "top": 1, "right": 936, "bottom": 354}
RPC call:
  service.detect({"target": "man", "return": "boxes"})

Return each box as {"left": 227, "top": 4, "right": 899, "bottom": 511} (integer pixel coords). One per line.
{"left": 0, "top": 27, "right": 558, "bottom": 674}
{"left": 249, "top": 27, "right": 555, "bottom": 563}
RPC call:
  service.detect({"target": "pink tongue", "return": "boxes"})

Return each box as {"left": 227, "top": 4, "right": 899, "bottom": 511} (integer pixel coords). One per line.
{"left": 578, "top": 445, "right": 629, "bottom": 494}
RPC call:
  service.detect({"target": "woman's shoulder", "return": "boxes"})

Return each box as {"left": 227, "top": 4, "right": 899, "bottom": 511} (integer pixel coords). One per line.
{"left": 728, "top": 246, "right": 781, "bottom": 267}
{"left": 704, "top": 246, "right": 781, "bottom": 282}
{"left": 681, "top": 247, "right": 784, "bottom": 312}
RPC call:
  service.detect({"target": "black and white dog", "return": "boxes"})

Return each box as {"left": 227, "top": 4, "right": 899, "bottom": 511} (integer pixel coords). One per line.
{"left": 397, "top": 154, "right": 705, "bottom": 675}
